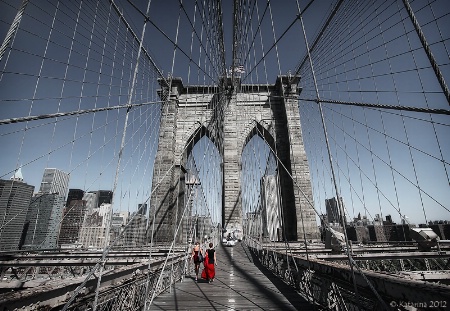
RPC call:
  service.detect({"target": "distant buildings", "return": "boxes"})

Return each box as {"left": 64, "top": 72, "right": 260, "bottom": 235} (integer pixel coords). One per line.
{"left": 39, "top": 168, "right": 70, "bottom": 197}
{"left": 319, "top": 194, "right": 438, "bottom": 244}
{"left": 0, "top": 167, "right": 148, "bottom": 251}
{"left": 59, "top": 189, "right": 87, "bottom": 247}
{"left": 76, "top": 190, "right": 118, "bottom": 249}
{"left": 65, "top": 188, "right": 84, "bottom": 206}
{"left": 121, "top": 212, "right": 147, "bottom": 247}
{"left": 112, "top": 211, "right": 129, "bottom": 228}
{"left": 0, "top": 169, "right": 35, "bottom": 251}
{"left": 78, "top": 201, "right": 147, "bottom": 249}
{"left": 95, "top": 190, "right": 113, "bottom": 207}
{"left": 109, "top": 211, "right": 126, "bottom": 246}
{"left": 427, "top": 221, "right": 450, "bottom": 240}
{"left": 82, "top": 191, "right": 97, "bottom": 211}
{"left": 5, "top": 167, "right": 448, "bottom": 250}
{"left": 366, "top": 224, "right": 386, "bottom": 242}
{"left": 78, "top": 202, "right": 112, "bottom": 249}
{"left": 325, "top": 197, "right": 345, "bottom": 225}
{"left": 320, "top": 197, "right": 346, "bottom": 243}
{"left": 137, "top": 203, "right": 148, "bottom": 215}
{"left": 320, "top": 210, "right": 428, "bottom": 245}
{"left": 22, "top": 192, "right": 65, "bottom": 249}
{"left": 22, "top": 168, "right": 69, "bottom": 250}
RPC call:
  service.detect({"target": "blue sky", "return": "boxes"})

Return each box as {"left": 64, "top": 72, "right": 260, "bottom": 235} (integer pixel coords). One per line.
{"left": 0, "top": 0, "right": 449, "bottom": 227}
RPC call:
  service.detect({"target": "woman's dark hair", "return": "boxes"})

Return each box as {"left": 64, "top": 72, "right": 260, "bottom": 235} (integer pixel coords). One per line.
{"left": 209, "top": 242, "right": 213, "bottom": 248}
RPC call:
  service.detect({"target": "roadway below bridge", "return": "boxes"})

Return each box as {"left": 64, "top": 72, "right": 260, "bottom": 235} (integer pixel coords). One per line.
{"left": 151, "top": 242, "right": 315, "bottom": 310}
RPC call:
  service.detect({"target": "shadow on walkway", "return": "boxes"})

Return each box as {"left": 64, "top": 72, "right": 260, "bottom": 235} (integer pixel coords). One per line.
{"left": 151, "top": 242, "right": 316, "bottom": 310}
{"left": 222, "top": 242, "right": 315, "bottom": 310}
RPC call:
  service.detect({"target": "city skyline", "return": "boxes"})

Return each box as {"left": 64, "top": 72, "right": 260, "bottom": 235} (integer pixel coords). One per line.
{"left": 1, "top": 0, "right": 449, "bottom": 234}
{"left": 0, "top": 0, "right": 448, "bottom": 309}
{"left": 6, "top": 164, "right": 449, "bottom": 227}
{"left": 0, "top": 168, "right": 149, "bottom": 251}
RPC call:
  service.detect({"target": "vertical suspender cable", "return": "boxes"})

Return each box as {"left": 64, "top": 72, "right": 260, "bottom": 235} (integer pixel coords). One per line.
{"left": 395, "top": 0, "right": 428, "bottom": 226}
{"left": 92, "top": 0, "right": 154, "bottom": 309}
{"left": 294, "top": 0, "right": 362, "bottom": 305}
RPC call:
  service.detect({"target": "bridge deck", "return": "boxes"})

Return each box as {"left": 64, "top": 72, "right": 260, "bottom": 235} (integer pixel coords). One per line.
{"left": 152, "top": 242, "right": 314, "bottom": 310}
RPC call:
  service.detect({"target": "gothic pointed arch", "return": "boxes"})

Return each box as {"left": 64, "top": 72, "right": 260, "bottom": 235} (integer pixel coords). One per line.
{"left": 149, "top": 76, "right": 319, "bottom": 243}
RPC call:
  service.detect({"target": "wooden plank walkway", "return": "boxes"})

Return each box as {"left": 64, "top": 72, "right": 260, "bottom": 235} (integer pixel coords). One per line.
{"left": 151, "top": 242, "right": 315, "bottom": 310}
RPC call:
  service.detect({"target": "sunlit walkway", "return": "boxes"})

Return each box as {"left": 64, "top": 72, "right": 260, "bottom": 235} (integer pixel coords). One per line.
{"left": 151, "top": 242, "right": 314, "bottom": 310}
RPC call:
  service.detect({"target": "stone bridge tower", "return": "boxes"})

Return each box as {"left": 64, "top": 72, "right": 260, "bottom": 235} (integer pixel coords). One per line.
{"left": 149, "top": 75, "right": 319, "bottom": 243}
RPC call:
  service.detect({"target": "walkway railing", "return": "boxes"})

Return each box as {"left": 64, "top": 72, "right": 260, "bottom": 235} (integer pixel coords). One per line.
{"left": 65, "top": 255, "right": 187, "bottom": 311}
{"left": 245, "top": 238, "right": 450, "bottom": 310}
{"left": 0, "top": 252, "right": 191, "bottom": 311}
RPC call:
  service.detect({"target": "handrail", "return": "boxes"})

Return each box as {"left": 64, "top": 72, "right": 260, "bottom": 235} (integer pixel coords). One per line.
{"left": 0, "top": 253, "right": 191, "bottom": 310}
{"left": 245, "top": 237, "right": 450, "bottom": 310}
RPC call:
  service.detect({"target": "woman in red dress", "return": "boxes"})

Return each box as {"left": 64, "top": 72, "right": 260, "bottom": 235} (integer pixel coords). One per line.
{"left": 202, "top": 242, "right": 217, "bottom": 283}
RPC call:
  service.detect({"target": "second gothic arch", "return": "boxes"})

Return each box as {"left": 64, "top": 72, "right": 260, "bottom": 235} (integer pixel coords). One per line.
{"left": 150, "top": 75, "right": 320, "bottom": 243}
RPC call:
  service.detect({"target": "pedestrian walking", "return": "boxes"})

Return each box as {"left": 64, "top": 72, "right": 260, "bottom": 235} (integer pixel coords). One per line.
{"left": 201, "top": 242, "right": 217, "bottom": 283}
{"left": 191, "top": 241, "right": 202, "bottom": 281}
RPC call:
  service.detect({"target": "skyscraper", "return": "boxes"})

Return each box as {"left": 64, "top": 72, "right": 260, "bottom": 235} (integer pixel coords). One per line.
{"left": 137, "top": 203, "right": 148, "bottom": 216}
{"left": 326, "top": 197, "right": 345, "bottom": 225}
{"left": 23, "top": 168, "right": 69, "bottom": 250}
{"left": 96, "top": 190, "right": 113, "bottom": 207}
{"left": 78, "top": 203, "right": 112, "bottom": 249}
{"left": 0, "top": 169, "right": 35, "bottom": 251}
{"left": 39, "top": 168, "right": 70, "bottom": 197}
{"left": 65, "top": 188, "right": 84, "bottom": 206}
{"left": 82, "top": 192, "right": 97, "bottom": 215}
{"left": 59, "top": 189, "right": 86, "bottom": 247}
{"left": 23, "top": 193, "right": 65, "bottom": 249}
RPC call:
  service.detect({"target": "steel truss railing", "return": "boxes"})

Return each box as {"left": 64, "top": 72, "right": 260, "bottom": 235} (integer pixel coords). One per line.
{"left": 0, "top": 253, "right": 193, "bottom": 310}
{"left": 66, "top": 258, "right": 187, "bottom": 311}
{"left": 245, "top": 238, "right": 450, "bottom": 311}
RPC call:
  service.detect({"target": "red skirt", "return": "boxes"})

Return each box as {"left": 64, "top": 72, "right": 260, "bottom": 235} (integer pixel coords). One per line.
{"left": 201, "top": 257, "right": 215, "bottom": 280}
